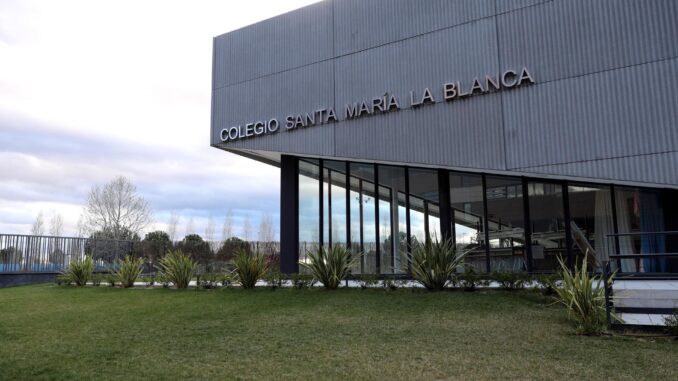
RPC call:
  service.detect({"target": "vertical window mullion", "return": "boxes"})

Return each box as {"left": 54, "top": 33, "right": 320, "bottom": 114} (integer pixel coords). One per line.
{"left": 482, "top": 174, "right": 491, "bottom": 273}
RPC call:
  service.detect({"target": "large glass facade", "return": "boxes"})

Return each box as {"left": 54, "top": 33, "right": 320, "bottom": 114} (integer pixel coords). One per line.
{"left": 378, "top": 166, "right": 407, "bottom": 274}
{"left": 527, "top": 181, "right": 566, "bottom": 272}
{"left": 485, "top": 176, "right": 527, "bottom": 272}
{"left": 349, "top": 163, "right": 376, "bottom": 274}
{"left": 449, "top": 172, "right": 486, "bottom": 271}
{"left": 324, "top": 161, "right": 347, "bottom": 247}
{"left": 567, "top": 183, "right": 614, "bottom": 270}
{"left": 409, "top": 169, "right": 440, "bottom": 245}
{"left": 294, "top": 158, "right": 676, "bottom": 275}
{"left": 298, "top": 160, "right": 320, "bottom": 264}
{"left": 614, "top": 187, "right": 667, "bottom": 273}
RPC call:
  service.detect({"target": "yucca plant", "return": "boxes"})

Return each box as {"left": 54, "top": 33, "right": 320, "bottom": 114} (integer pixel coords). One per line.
{"left": 233, "top": 248, "right": 268, "bottom": 289}
{"left": 157, "top": 250, "right": 197, "bottom": 289}
{"left": 553, "top": 255, "right": 615, "bottom": 335}
{"left": 115, "top": 256, "right": 145, "bottom": 288}
{"left": 300, "top": 245, "right": 357, "bottom": 290}
{"left": 408, "top": 237, "right": 464, "bottom": 291}
{"left": 61, "top": 255, "right": 94, "bottom": 286}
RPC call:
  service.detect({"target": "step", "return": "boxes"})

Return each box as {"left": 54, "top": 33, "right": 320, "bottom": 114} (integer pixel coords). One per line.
{"left": 617, "top": 313, "right": 672, "bottom": 326}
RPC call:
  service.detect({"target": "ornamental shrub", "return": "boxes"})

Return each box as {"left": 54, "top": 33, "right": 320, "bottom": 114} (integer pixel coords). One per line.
{"left": 62, "top": 255, "right": 94, "bottom": 287}
{"left": 115, "top": 256, "right": 145, "bottom": 288}
{"left": 158, "top": 250, "right": 197, "bottom": 289}
{"left": 553, "top": 256, "right": 615, "bottom": 335}
{"left": 233, "top": 248, "right": 268, "bottom": 289}
{"left": 408, "top": 237, "right": 464, "bottom": 291}
{"left": 300, "top": 245, "right": 357, "bottom": 290}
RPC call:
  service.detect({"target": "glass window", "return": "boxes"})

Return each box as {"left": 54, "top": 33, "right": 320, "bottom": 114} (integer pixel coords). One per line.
{"left": 409, "top": 169, "right": 440, "bottom": 245}
{"left": 528, "top": 181, "right": 566, "bottom": 273}
{"left": 449, "top": 172, "right": 486, "bottom": 272}
{"left": 485, "top": 176, "right": 526, "bottom": 272}
{"left": 615, "top": 187, "right": 666, "bottom": 273}
{"left": 349, "top": 163, "right": 376, "bottom": 274}
{"left": 298, "top": 160, "right": 320, "bottom": 265}
{"left": 324, "top": 161, "right": 347, "bottom": 247}
{"left": 378, "top": 165, "right": 407, "bottom": 274}
{"left": 567, "top": 184, "right": 614, "bottom": 271}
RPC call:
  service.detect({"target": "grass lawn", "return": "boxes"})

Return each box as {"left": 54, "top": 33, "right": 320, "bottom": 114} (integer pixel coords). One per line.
{"left": 0, "top": 285, "right": 676, "bottom": 381}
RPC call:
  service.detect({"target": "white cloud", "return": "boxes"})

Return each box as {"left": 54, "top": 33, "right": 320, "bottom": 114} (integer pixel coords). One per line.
{"left": 0, "top": 0, "right": 320, "bottom": 238}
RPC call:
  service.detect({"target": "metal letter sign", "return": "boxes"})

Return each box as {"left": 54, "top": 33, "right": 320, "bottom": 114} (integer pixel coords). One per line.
{"left": 220, "top": 67, "right": 535, "bottom": 143}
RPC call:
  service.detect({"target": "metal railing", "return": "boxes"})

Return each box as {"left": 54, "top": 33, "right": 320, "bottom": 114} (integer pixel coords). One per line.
{"left": 606, "top": 231, "right": 678, "bottom": 276}
{"left": 0, "top": 233, "right": 280, "bottom": 274}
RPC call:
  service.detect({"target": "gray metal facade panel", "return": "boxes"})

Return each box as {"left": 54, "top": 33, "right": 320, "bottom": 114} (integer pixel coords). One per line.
{"left": 518, "top": 152, "right": 678, "bottom": 186}
{"left": 333, "top": 0, "right": 494, "bottom": 56}
{"left": 211, "top": 60, "right": 335, "bottom": 155}
{"left": 497, "top": 0, "right": 678, "bottom": 84}
{"left": 495, "top": 0, "right": 552, "bottom": 13}
{"left": 211, "top": 0, "right": 678, "bottom": 187}
{"left": 333, "top": 18, "right": 500, "bottom": 107}
{"left": 503, "top": 58, "right": 678, "bottom": 170}
{"left": 212, "top": 1, "right": 333, "bottom": 89}
{"left": 333, "top": 18, "right": 505, "bottom": 170}
{"left": 334, "top": 93, "right": 506, "bottom": 170}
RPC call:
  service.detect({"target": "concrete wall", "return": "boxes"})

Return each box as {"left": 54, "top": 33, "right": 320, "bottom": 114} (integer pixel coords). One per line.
{"left": 211, "top": 0, "right": 678, "bottom": 188}
{"left": 0, "top": 273, "right": 57, "bottom": 288}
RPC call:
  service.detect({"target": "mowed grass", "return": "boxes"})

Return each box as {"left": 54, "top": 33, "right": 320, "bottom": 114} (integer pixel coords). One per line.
{"left": 0, "top": 285, "right": 676, "bottom": 381}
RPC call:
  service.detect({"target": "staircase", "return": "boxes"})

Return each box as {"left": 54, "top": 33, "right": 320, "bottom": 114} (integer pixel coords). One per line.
{"left": 610, "top": 278, "right": 678, "bottom": 328}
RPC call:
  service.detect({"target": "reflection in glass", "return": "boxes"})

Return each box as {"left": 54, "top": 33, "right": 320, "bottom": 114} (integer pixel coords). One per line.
{"left": 528, "top": 181, "right": 565, "bottom": 272}
{"left": 378, "top": 166, "right": 407, "bottom": 274}
{"left": 349, "top": 163, "right": 376, "bottom": 273}
{"left": 298, "top": 160, "right": 320, "bottom": 265}
{"left": 567, "top": 184, "right": 614, "bottom": 270}
{"left": 449, "top": 172, "right": 486, "bottom": 272}
{"left": 408, "top": 169, "right": 440, "bottom": 246}
{"left": 615, "top": 187, "right": 667, "bottom": 273}
{"left": 485, "top": 176, "right": 526, "bottom": 272}
{"left": 325, "top": 161, "right": 347, "bottom": 247}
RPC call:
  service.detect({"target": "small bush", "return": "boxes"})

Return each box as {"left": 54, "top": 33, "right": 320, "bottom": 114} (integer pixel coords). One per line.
{"left": 382, "top": 277, "right": 402, "bottom": 291}
{"left": 553, "top": 256, "right": 614, "bottom": 335}
{"left": 158, "top": 250, "right": 197, "bottom": 289}
{"left": 537, "top": 273, "right": 560, "bottom": 295}
{"left": 105, "top": 273, "right": 117, "bottom": 287}
{"left": 143, "top": 274, "right": 156, "bottom": 287}
{"left": 263, "top": 270, "right": 284, "bottom": 289}
{"left": 91, "top": 274, "right": 103, "bottom": 287}
{"left": 115, "top": 256, "right": 145, "bottom": 288}
{"left": 62, "top": 256, "right": 94, "bottom": 287}
{"left": 300, "top": 245, "right": 357, "bottom": 290}
{"left": 290, "top": 274, "right": 314, "bottom": 289}
{"left": 157, "top": 274, "right": 171, "bottom": 288}
{"left": 664, "top": 310, "right": 678, "bottom": 336}
{"left": 408, "top": 237, "right": 464, "bottom": 291}
{"left": 233, "top": 248, "right": 268, "bottom": 289}
{"left": 492, "top": 271, "right": 527, "bottom": 291}
{"left": 55, "top": 274, "right": 71, "bottom": 286}
{"left": 219, "top": 273, "right": 233, "bottom": 288}
{"left": 356, "top": 274, "right": 379, "bottom": 289}
{"left": 197, "top": 273, "right": 221, "bottom": 290}
{"left": 458, "top": 265, "right": 481, "bottom": 291}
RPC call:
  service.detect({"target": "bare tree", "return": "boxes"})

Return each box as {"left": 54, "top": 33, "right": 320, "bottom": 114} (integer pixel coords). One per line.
{"left": 49, "top": 212, "right": 64, "bottom": 236}
{"left": 83, "top": 176, "right": 152, "bottom": 240}
{"left": 185, "top": 217, "right": 195, "bottom": 238}
{"left": 242, "top": 214, "right": 252, "bottom": 241}
{"left": 258, "top": 212, "right": 274, "bottom": 243}
{"left": 205, "top": 215, "right": 216, "bottom": 251}
{"left": 76, "top": 212, "right": 87, "bottom": 238}
{"left": 167, "top": 211, "right": 180, "bottom": 242}
{"left": 221, "top": 209, "right": 233, "bottom": 240}
{"left": 31, "top": 211, "right": 45, "bottom": 236}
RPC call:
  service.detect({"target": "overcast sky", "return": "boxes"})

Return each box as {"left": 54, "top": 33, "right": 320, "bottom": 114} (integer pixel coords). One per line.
{"left": 0, "top": 0, "right": 321, "bottom": 240}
